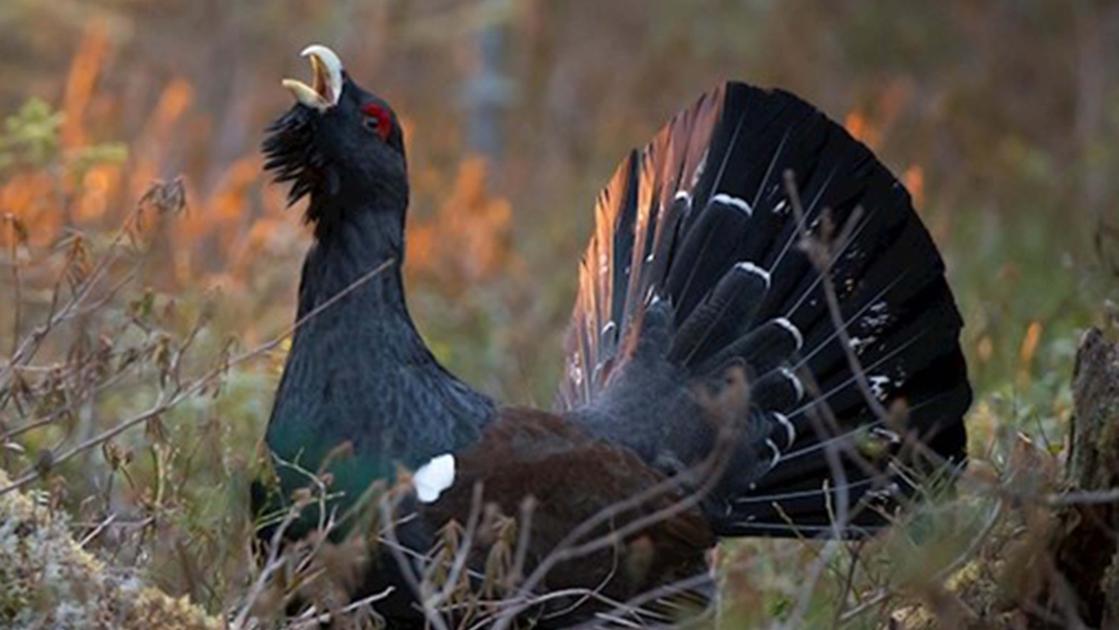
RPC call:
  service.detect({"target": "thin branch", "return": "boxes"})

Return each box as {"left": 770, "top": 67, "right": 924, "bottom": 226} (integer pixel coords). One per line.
{"left": 0, "top": 257, "right": 396, "bottom": 498}
{"left": 287, "top": 586, "right": 395, "bottom": 628}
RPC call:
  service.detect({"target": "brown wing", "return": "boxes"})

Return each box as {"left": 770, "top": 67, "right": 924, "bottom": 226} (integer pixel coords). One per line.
{"left": 420, "top": 407, "right": 714, "bottom": 625}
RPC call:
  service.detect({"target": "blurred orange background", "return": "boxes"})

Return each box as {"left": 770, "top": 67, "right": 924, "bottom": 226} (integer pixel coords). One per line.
{"left": 1, "top": 0, "right": 1114, "bottom": 403}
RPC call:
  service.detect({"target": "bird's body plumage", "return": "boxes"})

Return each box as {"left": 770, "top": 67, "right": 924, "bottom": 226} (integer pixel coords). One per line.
{"left": 257, "top": 51, "right": 970, "bottom": 627}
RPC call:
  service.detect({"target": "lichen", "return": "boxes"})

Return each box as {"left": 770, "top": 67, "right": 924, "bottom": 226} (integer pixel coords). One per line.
{"left": 0, "top": 469, "right": 220, "bottom": 629}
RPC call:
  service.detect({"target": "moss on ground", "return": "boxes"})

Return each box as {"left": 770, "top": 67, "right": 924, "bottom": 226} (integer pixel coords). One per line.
{"left": 0, "top": 469, "right": 220, "bottom": 630}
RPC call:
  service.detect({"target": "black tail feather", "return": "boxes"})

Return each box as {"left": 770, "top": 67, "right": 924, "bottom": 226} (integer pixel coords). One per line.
{"left": 558, "top": 82, "right": 971, "bottom": 538}
{"left": 668, "top": 261, "right": 768, "bottom": 365}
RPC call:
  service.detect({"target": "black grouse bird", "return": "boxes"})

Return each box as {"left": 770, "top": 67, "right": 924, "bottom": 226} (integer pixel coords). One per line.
{"left": 257, "top": 44, "right": 971, "bottom": 627}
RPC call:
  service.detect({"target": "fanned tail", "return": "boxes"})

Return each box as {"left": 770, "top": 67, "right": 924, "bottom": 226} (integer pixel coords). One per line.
{"left": 557, "top": 82, "right": 970, "bottom": 537}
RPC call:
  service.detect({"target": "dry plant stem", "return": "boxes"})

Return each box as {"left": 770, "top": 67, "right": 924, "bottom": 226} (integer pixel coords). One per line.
{"left": 426, "top": 481, "right": 485, "bottom": 612}
{"left": 232, "top": 456, "right": 352, "bottom": 627}
{"left": 73, "top": 268, "right": 138, "bottom": 318}
{"left": 773, "top": 165, "right": 959, "bottom": 624}
{"left": 773, "top": 166, "right": 970, "bottom": 625}
{"left": 569, "top": 572, "right": 717, "bottom": 629}
{"left": 782, "top": 169, "right": 889, "bottom": 424}
{"left": 0, "top": 257, "right": 396, "bottom": 498}
{"left": 838, "top": 497, "right": 1004, "bottom": 626}
{"left": 781, "top": 169, "right": 859, "bottom": 629}
{"left": 781, "top": 415, "right": 852, "bottom": 620}
{"left": 288, "top": 587, "right": 395, "bottom": 628}
{"left": 230, "top": 498, "right": 307, "bottom": 629}
{"left": 2, "top": 365, "right": 134, "bottom": 442}
{"left": 379, "top": 491, "right": 452, "bottom": 630}
{"left": 7, "top": 216, "right": 23, "bottom": 356}
{"left": 1, "top": 203, "right": 142, "bottom": 391}
{"left": 508, "top": 497, "right": 536, "bottom": 588}
{"left": 1043, "top": 487, "right": 1119, "bottom": 506}
{"left": 833, "top": 540, "right": 866, "bottom": 627}
{"left": 77, "top": 511, "right": 118, "bottom": 547}
{"left": 535, "top": 546, "right": 622, "bottom": 623}
{"left": 277, "top": 458, "right": 343, "bottom": 582}
{"left": 467, "top": 585, "right": 632, "bottom": 630}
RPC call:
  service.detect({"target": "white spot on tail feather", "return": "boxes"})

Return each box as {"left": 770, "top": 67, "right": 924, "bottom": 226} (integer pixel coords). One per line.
{"left": 674, "top": 190, "right": 692, "bottom": 205}
{"left": 848, "top": 335, "right": 876, "bottom": 352}
{"left": 414, "top": 454, "right": 456, "bottom": 503}
{"left": 870, "top": 426, "right": 901, "bottom": 444}
{"left": 773, "top": 411, "right": 796, "bottom": 448}
{"left": 601, "top": 320, "right": 617, "bottom": 339}
{"left": 780, "top": 367, "right": 804, "bottom": 401}
{"left": 711, "top": 193, "right": 753, "bottom": 216}
{"left": 692, "top": 151, "right": 709, "bottom": 186}
{"left": 868, "top": 374, "right": 890, "bottom": 400}
{"left": 765, "top": 438, "right": 781, "bottom": 468}
{"left": 568, "top": 354, "right": 583, "bottom": 387}
{"left": 773, "top": 318, "right": 803, "bottom": 350}
{"left": 862, "top": 301, "right": 890, "bottom": 329}
{"left": 735, "top": 261, "right": 771, "bottom": 287}
{"left": 865, "top": 482, "right": 900, "bottom": 502}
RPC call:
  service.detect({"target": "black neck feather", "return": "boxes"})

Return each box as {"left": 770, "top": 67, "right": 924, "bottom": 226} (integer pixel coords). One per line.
{"left": 296, "top": 199, "right": 424, "bottom": 362}
{"left": 271, "top": 193, "right": 494, "bottom": 470}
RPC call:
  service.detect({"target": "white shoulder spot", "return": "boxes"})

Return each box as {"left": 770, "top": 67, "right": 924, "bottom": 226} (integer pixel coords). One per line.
{"left": 413, "top": 453, "right": 456, "bottom": 503}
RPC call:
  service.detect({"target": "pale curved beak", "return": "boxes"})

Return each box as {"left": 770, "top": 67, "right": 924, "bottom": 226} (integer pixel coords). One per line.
{"left": 281, "top": 44, "right": 344, "bottom": 111}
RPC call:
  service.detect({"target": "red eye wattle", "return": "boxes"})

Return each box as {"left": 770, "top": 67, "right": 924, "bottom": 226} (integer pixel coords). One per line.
{"left": 361, "top": 103, "right": 392, "bottom": 141}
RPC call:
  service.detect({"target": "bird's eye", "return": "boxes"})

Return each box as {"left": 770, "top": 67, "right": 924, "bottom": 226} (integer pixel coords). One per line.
{"left": 361, "top": 103, "right": 392, "bottom": 141}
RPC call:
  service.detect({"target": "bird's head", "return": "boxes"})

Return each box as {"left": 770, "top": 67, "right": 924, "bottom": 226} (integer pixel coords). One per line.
{"left": 263, "top": 45, "right": 407, "bottom": 234}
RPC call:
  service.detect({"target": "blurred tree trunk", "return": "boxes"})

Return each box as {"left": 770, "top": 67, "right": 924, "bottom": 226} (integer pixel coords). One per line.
{"left": 463, "top": 1, "right": 514, "bottom": 167}
{"left": 1044, "top": 327, "right": 1119, "bottom": 627}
